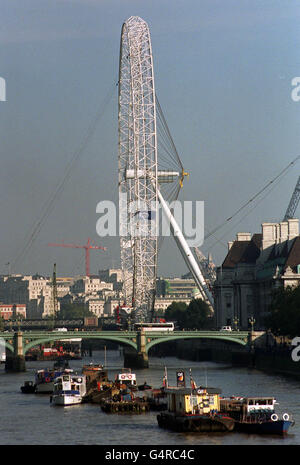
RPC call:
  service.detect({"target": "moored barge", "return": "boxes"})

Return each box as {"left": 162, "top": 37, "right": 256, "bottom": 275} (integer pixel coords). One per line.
{"left": 147, "top": 388, "right": 167, "bottom": 411}
{"left": 101, "top": 398, "right": 150, "bottom": 413}
{"left": 220, "top": 396, "right": 294, "bottom": 435}
{"left": 157, "top": 385, "right": 235, "bottom": 433}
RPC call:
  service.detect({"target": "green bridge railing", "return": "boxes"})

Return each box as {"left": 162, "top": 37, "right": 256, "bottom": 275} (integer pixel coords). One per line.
{"left": 0, "top": 329, "right": 253, "bottom": 356}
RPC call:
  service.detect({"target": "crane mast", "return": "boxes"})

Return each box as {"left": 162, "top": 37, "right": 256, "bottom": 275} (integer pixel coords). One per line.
{"left": 48, "top": 238, "right": 106, "bottom": 277}
{"left": 283, "top": 176, "right": 300, "bottom": 221}
{"left": 51, "top": 263, "right": 58, "bottom": 319}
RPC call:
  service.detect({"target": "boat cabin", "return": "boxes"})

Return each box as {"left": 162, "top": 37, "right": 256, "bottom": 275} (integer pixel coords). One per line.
{"left": 53, "top": 374, "right": 87, "bottom": 397}
{"left": 115, "top": 370, "right": 137, "bottom": 387}
{"left": 35, "top": 369, "right": 56, "bottom": 384}
{"left": 220, "top": 397, "right": 275, "bottom": 416}
{"left": 165, "top": 386, "right": 221, "bottom": 415}
{"left": 35, "top": 367, "right": 73, "bottom": 383}
{"left": 82, "top": 364, "right": 108, "bottom": 385}
{"left": 245, "top": 397, "right": 275, "bottom": 413}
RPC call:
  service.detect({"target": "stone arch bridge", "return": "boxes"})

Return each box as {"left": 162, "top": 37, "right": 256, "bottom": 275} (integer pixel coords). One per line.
{"left": 0, "top": 329, "right": 260, "bottom": 371}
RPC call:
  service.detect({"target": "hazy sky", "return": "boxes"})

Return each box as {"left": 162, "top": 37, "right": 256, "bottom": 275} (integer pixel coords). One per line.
{"left": 1, "top": 0, "right": 300, "bottom": 278}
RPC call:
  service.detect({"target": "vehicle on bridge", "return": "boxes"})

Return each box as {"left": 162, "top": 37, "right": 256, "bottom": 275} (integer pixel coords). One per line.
{"left": 133, "top": 322, "right": 174, "bottom": 332}
{"left": 219, "top": 326, "right": 232, "bottom": 332}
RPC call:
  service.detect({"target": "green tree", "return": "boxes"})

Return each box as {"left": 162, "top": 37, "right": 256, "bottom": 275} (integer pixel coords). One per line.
{"left": 165, "top": 299, "right": 212, "bottom": 330}
{"left": 183, "top": 299, "right": 211, "bottom": 330}
{"left": 165, "top": 301, "right": 188, "bottom": 326}
{"left": 265, "top": 286, "right": 300, "bottom": 338}
{"left": 57, "top": 303, "right": 95, "bottom": 320}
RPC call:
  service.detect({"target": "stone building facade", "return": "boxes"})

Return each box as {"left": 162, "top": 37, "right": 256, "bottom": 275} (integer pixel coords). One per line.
{"left": 0, "top": 304, "right": 26, "bottom": 320}
{"left": 214, "top": 219, "right": 300, "bottom": 330}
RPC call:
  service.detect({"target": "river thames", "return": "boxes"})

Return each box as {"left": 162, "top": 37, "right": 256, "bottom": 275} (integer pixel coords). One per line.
{"left": 1, "top": 349, "right": 300, "bottom": 445}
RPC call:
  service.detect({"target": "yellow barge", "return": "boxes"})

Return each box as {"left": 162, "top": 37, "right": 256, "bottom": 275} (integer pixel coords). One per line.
{"left": 157, "top": 385, "right": 235, "bottom": 433}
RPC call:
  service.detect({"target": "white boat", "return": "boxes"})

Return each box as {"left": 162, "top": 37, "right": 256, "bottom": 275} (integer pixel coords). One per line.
{"left": 51, "top": 373, "right": 87, "bottom": 406}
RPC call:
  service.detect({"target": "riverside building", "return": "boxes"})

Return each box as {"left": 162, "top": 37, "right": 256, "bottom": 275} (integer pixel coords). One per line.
{"left": 214, "top": 219, "right": 300, "bottom": 330}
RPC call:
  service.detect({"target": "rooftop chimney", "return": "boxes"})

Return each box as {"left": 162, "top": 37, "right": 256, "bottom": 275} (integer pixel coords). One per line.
{"left": 236, "top": 232, "right": 251, "bottom": 241}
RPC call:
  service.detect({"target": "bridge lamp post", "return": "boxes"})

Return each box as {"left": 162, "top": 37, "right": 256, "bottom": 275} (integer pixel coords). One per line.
{"left": 233, "top": 316, "right": 239, "bottom": 331}
{"left": 249, "top": 316, "right": 256, "bottom": 332}
{"left": 128, "top": 316, "right": 132, "bottom": 331}
{"left": 248, "top": 316, "right": 256, "bottom": 353}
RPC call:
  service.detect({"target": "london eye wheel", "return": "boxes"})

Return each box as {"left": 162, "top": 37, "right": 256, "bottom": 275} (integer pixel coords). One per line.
{"left": 118, "top": 16, "right": 213, "bottom": 323}
{"left": 118, "top": 16, "right": 158, "bottom": 322}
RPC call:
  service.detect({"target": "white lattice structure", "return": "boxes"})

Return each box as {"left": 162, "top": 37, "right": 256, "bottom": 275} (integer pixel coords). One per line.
{"left": 118, "top": 16, "right": 214, "bottom": 321}
{"left": 118, "top": 17, "right": 158, "bottom": 321}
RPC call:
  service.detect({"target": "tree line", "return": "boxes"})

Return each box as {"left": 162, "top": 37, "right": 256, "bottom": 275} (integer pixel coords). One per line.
{"left": 265, "top": 286, "right": 300, "bottom": 338}
{"left": 164, "top": 299, "right": 213, "bottom": 330}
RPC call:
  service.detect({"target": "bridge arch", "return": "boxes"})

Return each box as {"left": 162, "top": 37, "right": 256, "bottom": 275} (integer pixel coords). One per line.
{"left": 145, "top": 333, "right": 248, "bottom": 354}
{"left": 1, "top": 330, "right": 251, "bottom": 359}
{"left": 23, "top": 332, "right": 138, "bottom": 355}
{"left": 3, "top": 341, "right": 14, "bottom": 353}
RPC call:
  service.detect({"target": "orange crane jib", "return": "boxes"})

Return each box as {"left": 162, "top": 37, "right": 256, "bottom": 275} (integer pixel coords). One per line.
{"left": 48, "top": 238, "right": 106, "bottom": 277}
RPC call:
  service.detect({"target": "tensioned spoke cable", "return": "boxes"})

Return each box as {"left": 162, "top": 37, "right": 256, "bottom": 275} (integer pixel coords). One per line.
{"left": 157, "top": 116, "right": 177, "bottom": 157}
{"left": 164, "top": 184, "right": 178, "bottom": 202}
{"left": 204, "top": 155, "right": 300, "bottom": 241}
{"left": 157, "top": 139, "right": 180, "bottom": 170}
{"left": 156, "top": 109, "right": 180, "bottom": 163}
{"left": 157, "top": 132, "right": 179, "bottom": 163}
{"left": 157, "top": 115, "right": 182, "bottom": 168}
{"left": 206, "top": 169, "right": 293, "bottom": 252}
{"left": 155, "top": 96, "right": 186, "bottom": 220}
{"left": 157, "top": 141, "right": 179, "bottom": 168}
{"left": 156, "top": 95, "right": 183, "bottom": 170}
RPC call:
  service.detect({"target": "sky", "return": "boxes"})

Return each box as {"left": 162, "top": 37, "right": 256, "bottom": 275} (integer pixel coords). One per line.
{"left": 0, "top": 0, "right": 300, "bottom": 278}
